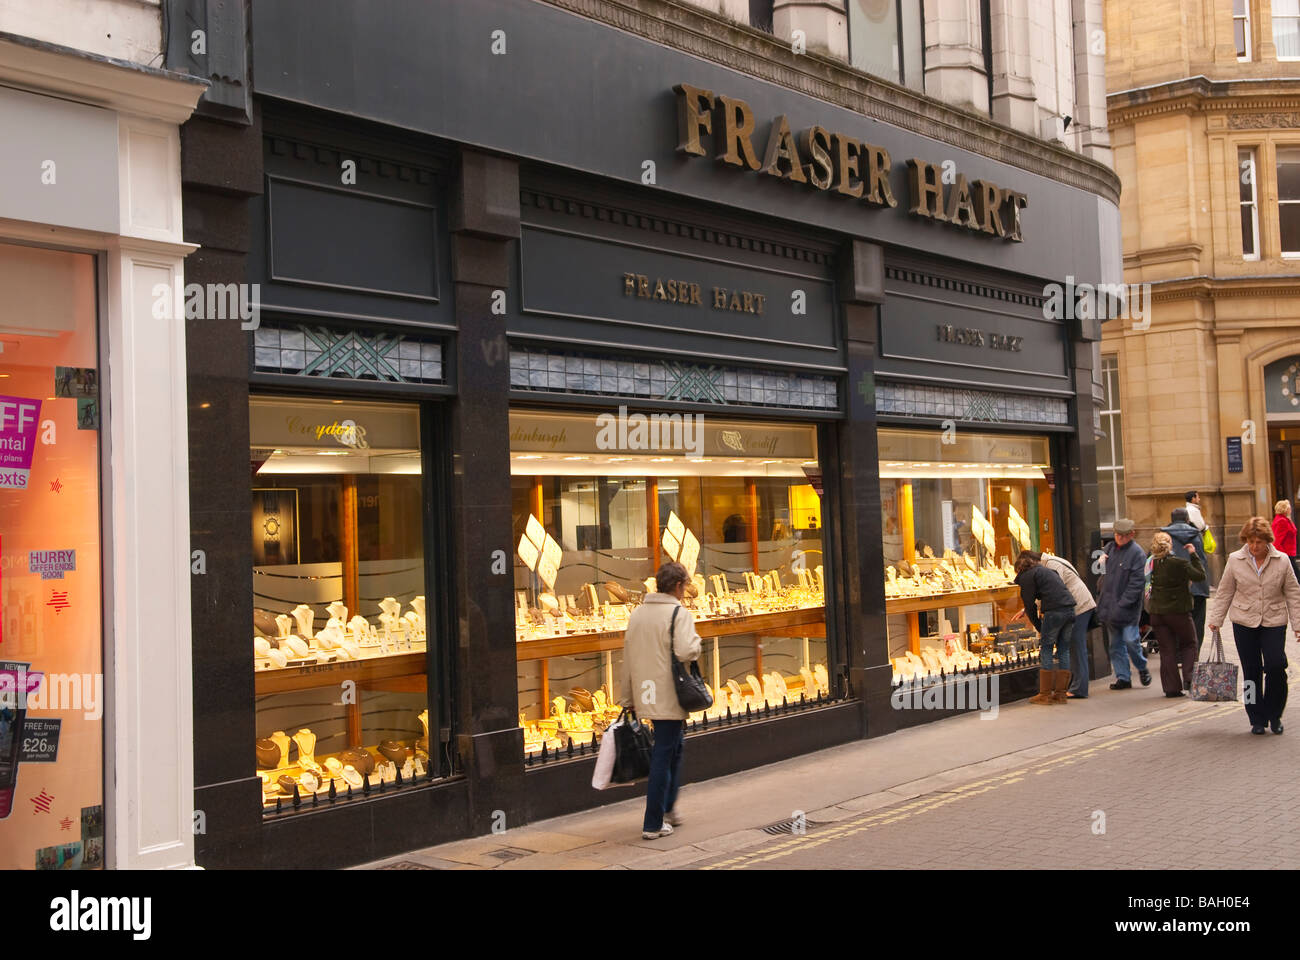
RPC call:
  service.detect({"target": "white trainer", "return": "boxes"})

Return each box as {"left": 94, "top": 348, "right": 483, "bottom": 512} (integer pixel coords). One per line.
{"left": 641, "top": 823, "right": 674, "bottom": 840}
{"left": 664, "top": 810, "right": 683, "bottom": 827}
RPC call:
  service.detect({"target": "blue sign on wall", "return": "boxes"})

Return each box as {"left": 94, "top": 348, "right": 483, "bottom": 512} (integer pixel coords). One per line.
{"left": 1226, "top": 437, "right": 1244, "bottom": 474}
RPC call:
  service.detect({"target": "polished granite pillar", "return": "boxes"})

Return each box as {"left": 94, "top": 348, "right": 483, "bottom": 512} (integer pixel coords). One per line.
{"left": 181, "top": 104, "right": 265, "bottom": 862}
{"left": 836, "top": 241, "right": 894, "bottom": 738}
{"left": 448, "top": 149, "right": 528, "bottom": 831}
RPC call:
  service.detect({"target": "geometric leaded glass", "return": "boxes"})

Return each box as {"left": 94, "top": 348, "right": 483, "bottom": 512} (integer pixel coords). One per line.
{"left": 509, "top": 346, "right": 838, "bottom": 411}
{"left": 254, "top": 322, "right": 444, "bottom": 384}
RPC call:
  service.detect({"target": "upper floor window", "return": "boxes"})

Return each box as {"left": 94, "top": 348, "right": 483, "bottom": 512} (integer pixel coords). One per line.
{"left": 849, "top": 0, "right": 925, "bottom": 91}
{"left": 1278, "top": 146, "right": 1300, "bottom": 256}
{"left": 1240, "top": 148, "right": 1260, "bottom": 259}
{"left": 1275, "top": 0, "right": 1300, "bottom": 59}
{"left": 1235, "top": 0, "right": 1252, "bottom": 59}
{"left": 1097, "top": 355, "right": 1126, "bottom": 528}
{"left": 749, "top": 0, "right": 774, "bottom": 34}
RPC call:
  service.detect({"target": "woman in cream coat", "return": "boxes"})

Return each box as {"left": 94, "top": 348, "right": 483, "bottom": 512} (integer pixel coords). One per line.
{"left": 1206, "top": 517, "right": 1300, "bottom": 735}
{"left": 620, "top": 561, "right": 702, "bottom": 839}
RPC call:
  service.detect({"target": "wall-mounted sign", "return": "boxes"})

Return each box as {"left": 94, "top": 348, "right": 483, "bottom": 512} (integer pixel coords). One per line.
{"left": 674, "top": 84, "right": 1029, "bottom": 242}
{"left": 1226, "top": 437, "right": 1244, "bottom": 474}
{"left": 518, "top": 227, "right": 837, "bottom": 353}
{"left": 935, "top": 324, "right": 1023, "bottom": 352}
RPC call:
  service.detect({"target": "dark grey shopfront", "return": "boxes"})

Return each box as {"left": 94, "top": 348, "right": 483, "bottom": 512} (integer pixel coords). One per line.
{"left": 173, "top": 0, "right": 1114, "bottom": 868}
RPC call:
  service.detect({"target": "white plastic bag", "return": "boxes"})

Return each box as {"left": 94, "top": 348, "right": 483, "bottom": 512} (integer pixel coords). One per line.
{"left": 591, "top": 722, "right": 621, "bottom": 790}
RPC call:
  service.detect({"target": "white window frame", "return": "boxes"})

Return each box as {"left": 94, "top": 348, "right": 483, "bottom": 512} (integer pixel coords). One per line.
{"left": 1240, "top": 147, "right": 1260, "bottom": 260}
{"left": 1279, "top": 146, "right": 1300, "bottom": 257}
{"left": 1235, "top": 0, "right": 1252, "bottom": 61}
{"left": 1097, "top": 354, "right": 1125, "bottom": 528}
{"left": 1274, "top": 0, "right": 1300, "bottom": 60}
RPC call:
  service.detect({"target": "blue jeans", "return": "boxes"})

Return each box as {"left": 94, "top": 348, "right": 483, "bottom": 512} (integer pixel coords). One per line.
{"left": 1067, "top": 610, "right": 1092, "bottom": 697}
{"left": 643, "top": 719, "right": 684, "bottom": 832}
{"left": 1039, "top": 608, "right": 1074, "bottom": 671}
{"left": 1107, "top": 622, "right": 1148, "bottom": 681}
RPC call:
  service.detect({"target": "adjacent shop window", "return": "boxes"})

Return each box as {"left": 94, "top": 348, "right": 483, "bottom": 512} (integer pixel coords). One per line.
{"left": 1097, "top": 354, "right": 1126, "bottom": 526}
{"left": 249, "top": 396, "right": 432, "bottom": 810}
{"left": 849, "top": 0, "right": 925, "bottom": 91}
{"left": 0, "top": 242, "right": 104, "bottom": 870}
{"left": 1278, "top": 146, "right": 1300, "bottom": 255}
{"left": 510, "top": 409, "right": 830, "bottom": 757}
{"left": 878, "top": 428, "right": 1055, "bottom": 683}
{"left": 1240, "top": 148, "right": 1260, "bottom": 259}
{"left": 1235, "top": 0, "right": 1252, "bottom": 59}
{"left": 1274, "top": 0, "right": 1300, "bottom": 58}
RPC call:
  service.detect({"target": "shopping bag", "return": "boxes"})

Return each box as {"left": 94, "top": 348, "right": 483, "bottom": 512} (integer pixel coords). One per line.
{"left": 591, "top": 720, "right": 619, "bottom": 790}
{"left": 1190, "top": 629, "right": 1238, "bottom": 702}
{"left": 1202, "top": 528, "right": 1217, "bottom": 554}
{"left": 611, "top": 707, "right": 653, "bottom": 784}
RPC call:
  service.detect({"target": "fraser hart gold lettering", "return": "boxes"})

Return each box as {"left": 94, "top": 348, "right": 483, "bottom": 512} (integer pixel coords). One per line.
{"left": 673, "top": 85, "right": 1026, "bottom": 240}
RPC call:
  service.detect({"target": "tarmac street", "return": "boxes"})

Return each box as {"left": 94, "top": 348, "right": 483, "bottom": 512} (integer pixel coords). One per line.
{"left": 364, "top": 626, "right": 1299, "bottom": 871}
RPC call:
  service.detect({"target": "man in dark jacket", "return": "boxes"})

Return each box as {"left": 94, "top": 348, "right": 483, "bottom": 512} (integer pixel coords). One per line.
{"left": 1163, "top": 507, "right": 1211, "bottom": 654}
{"left": 1014, "top": 554, "right": 1077, "bottom": 704}
{"left": 1097, "top": 518, "right": 1151, "bottom": 689}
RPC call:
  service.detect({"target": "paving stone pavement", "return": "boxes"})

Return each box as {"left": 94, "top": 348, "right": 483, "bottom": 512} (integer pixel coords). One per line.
{"left": 361, "top": 625, "right": 1298, "bottom": 871}
{"left": 696, "top": 691, "right": 1298, "bottom": 870}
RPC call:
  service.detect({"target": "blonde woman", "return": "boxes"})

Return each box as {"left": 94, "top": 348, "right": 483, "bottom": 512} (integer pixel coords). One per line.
{"left": 1206, "top": 517, "right": 1300, "bottom": 735}
{"left": 1145, "top": 531, "right": 1205, "bottom": 697}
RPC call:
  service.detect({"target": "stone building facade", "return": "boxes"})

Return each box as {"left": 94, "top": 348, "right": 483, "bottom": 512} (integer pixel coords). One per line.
{"left": 1105, "top": 0, "right": 1300, "bottom": 549}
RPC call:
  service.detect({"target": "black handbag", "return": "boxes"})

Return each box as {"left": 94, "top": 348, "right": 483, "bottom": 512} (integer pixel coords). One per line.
{"left": 610, "top": 707, "right": 653, "bottom": 784}
{"left": 669, "top": 606, "right": 713, "bottom": 712}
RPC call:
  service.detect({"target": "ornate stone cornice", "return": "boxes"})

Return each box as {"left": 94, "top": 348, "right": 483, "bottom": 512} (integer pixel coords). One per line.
{"left": 1143, "top": 273, "right": 1300, "bottom": 302}
{"left": 539, "top": 0, "right": 1120, "bottom": 206}
{"left": 1108, "top": 75, "right": 1300, "bottom": 125}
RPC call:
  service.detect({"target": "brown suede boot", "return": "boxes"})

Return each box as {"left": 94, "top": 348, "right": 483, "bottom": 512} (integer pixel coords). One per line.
{"left": 1050, "top": 670, "right": 1071, "bottom": 704}
{"left": 1029, "top": 669, "right": 1054, "bottom": 704}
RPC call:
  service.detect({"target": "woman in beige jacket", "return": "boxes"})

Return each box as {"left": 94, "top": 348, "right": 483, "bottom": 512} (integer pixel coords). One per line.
{"left": 1206, "top": 516, "right": 1300, "bottom": 735}
{"left": 620, "top": 561, "right": 702, "bottom": 839}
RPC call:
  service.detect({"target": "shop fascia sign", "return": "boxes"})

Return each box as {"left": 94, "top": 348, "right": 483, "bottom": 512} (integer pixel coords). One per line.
{"left": 674, "top": 84, "right": 1029, "bottom": 242}
{"left": 249, "top": 399, "right": 419, "bottom": 450}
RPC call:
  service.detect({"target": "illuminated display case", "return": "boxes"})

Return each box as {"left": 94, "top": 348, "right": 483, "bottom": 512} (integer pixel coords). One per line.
{"left": 248, "top": 396, "right": 432, "bottom": 810}
{"left": 879, "top": 428, "right": 1057, "bottom": 684}
{"left": 509, "top": 409, "right": 832, "bottom": 756}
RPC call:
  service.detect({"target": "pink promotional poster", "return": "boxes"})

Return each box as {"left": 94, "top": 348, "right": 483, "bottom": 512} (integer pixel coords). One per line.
{"left": 0, "top": 397, "right": 41, "bottom": 491}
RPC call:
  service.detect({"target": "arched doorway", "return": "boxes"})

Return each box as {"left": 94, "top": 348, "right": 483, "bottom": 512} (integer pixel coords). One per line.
{"left": 1265, "top": 355, "right": 1300, "bottom": 506}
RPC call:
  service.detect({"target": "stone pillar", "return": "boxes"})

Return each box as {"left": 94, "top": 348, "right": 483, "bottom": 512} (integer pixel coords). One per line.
{"left": 1071, "top": 0, "right": 1110, "bottom": 163}
{"left": 989, "top": 0, "right": 1037, "bottom": 134}
{"left": 774, "top": 0, "right": 848, "bottom": 60}
{"left": 448, "top": 149, "right": 527, "bottom": 832}
{"left": 835, "top": 241, "right": 892, "bottom": 737}
{"left": 925, "top": 0, "right": 989, "bottom": 113}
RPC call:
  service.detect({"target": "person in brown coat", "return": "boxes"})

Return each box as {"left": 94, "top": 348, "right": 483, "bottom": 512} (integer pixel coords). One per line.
{"left": 1206, "top": 517, "right": 1300, "bottom": 735}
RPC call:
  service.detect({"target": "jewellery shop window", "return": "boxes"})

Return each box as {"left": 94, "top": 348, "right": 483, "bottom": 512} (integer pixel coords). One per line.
{"left": 510, "top": 408, "right": 831, "bottom": 758}
{"left": 250, "top": 396, "right": 432, "bottom": 811}
{"left": 879, "top": 428, "right": 1056, "bottom": 684}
